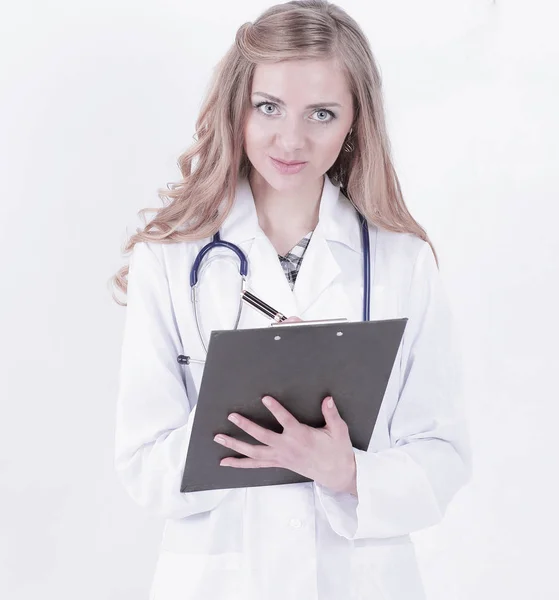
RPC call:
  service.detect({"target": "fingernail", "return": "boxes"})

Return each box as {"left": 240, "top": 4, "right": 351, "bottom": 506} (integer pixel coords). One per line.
{"left": 327, "top": 398, "right": 334, "bottom": 408}
{"left": 262, "top": 397, "right": 271, "bottom": 406}
{"left": 214, "top": 436, "right": 226, "bottom": 444}
{"left": 228, "top": 414, "right": 239, "bottom": 424}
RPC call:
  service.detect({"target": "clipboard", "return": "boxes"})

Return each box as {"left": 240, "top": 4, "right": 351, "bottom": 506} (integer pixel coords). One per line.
{"left": 180, "top": 318, "right": 408, "bottom": 493}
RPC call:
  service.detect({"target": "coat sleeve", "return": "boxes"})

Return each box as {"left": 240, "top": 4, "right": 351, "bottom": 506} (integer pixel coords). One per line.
{"left": 114, "top": 241, "right": 232, "bottom": 519}
{"left": 314, "top": 241, "right": 472, "bottom": 539}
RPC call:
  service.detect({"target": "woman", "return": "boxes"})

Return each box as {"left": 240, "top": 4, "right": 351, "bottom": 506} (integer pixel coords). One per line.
{"left": 111, "top": 1, "right": 471, "bottom": 599}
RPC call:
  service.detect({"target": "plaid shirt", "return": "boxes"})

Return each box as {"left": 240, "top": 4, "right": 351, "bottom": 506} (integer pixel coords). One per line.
{"left": 277, "top": 231, "right": 314, "bottom": 290}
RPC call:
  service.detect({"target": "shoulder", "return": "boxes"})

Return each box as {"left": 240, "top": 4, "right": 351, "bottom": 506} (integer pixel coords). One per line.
{"left": 130, "top": 238, "right": 209, "bottom": 276}
{"left": 371, "top": 225, "right": 435, "bottom": 287}
{"left": 374, "top": 225, "right": 429, "bottom": 262}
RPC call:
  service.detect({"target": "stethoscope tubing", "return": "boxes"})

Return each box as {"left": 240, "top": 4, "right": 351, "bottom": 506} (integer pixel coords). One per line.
{"left": 178, "top": 211, "right": 370, "bottom": 365}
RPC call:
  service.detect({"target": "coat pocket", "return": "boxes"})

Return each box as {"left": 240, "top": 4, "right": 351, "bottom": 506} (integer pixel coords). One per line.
{"left": 149, "top": 550, "right": 243, "bottom": 600}
{"left": 350, "top": 539, "right": 426, "bottom": 600}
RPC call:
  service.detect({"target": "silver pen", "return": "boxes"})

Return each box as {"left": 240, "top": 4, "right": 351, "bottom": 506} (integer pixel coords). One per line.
{"left": 240, "top": 290, "right": 288, "bottom": 323}
{"left": 240, "top": 290, "right": 347, "bottom": 327}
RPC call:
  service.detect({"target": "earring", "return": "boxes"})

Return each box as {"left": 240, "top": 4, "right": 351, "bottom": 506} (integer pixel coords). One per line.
{"left": 343, "top": 127, "right": 354, "bottom": 152}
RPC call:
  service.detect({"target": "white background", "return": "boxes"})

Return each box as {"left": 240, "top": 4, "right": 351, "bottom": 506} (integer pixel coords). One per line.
{"left": 1, "top": 0, "right": 558, "bottom": 598}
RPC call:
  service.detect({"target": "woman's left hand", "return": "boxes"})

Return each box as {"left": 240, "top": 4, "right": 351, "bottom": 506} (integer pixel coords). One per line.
{"left": 214, "top": 394, "right": 357, "bottom": 496}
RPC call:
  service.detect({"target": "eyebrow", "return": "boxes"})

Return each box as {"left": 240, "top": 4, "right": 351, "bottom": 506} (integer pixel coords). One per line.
{"left": 252, "top": 91, "right": 342, "bottom": 109}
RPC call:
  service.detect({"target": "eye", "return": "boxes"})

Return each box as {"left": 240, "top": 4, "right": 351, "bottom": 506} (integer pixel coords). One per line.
{"left": 254, "top": 102, "right": 279, "bottom": 116}
{"left": 254, "top": 102, "right": 336, "bottom": 124}
{"left": 312, "top": 109, "right": 335, "bottom": 123}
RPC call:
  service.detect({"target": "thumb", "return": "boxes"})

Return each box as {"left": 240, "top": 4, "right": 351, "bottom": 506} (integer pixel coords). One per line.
{"left": 322, "top": 396, "right": 345, "bottom": 434}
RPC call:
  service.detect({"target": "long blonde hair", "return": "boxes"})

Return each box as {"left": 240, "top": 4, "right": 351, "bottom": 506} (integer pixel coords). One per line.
{"left": 110, "top": 0, "right": 437, "bottom": 306}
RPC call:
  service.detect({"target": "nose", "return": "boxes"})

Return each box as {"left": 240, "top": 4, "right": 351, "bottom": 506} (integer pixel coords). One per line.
{"left": 275, "top": 117, "right": 305, "bottom": 152}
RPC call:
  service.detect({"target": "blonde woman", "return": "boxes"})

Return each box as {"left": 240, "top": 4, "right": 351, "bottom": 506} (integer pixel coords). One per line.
{"left": 111, "top": 1, "right": 471, "bottom": 598}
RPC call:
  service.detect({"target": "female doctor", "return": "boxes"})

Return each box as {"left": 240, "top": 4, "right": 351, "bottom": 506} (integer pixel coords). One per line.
{"left": 111, "top": 1, "right": 471, "bottom": 599}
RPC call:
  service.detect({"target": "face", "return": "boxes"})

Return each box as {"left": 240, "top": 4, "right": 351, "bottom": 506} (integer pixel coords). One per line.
{"left": 243, "top": 58, "right": 354, "bottom": 191}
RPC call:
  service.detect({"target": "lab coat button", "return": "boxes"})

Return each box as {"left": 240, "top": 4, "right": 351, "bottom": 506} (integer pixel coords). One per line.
{"left": 289, "top": 518, "right": 302, "bottom": 529}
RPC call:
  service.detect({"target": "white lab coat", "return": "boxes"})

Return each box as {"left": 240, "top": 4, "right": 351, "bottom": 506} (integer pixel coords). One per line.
{"left": 114, "top": 174, "right": 471, "bottom": 600}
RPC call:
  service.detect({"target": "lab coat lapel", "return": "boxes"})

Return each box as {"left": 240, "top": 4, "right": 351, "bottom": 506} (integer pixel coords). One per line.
{"left": 292, "top": 175, "right": 362, "bottom": 319}
{"left": 219, "top": 173, "right": 362, "bottom": 324}
{"left": 242, "top": 235, "right": 298, "bottom": 324}
{"left": 292, "top": 225, "right": 341, "bottom": 317}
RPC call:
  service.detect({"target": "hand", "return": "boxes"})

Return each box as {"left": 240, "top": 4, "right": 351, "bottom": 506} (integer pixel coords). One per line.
{"left": 282, "top": 315, "right": 304, "bottom": 323}
{"left": 214, "top": 393, "right": 357, "bottom": 496}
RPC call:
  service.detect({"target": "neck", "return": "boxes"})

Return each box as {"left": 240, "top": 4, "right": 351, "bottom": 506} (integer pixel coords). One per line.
{"left": 248, "top": 170, "right": 324, "bottom": 237}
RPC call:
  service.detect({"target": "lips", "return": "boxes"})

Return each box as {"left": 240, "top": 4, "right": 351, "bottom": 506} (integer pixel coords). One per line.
{"left": 271, "top": 157, "right": 307, "bottom": 165}
{"left": 270, "top": 156, "right": 308, "bottom": 175}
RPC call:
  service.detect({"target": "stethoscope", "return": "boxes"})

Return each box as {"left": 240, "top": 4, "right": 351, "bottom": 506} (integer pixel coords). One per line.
{"left": 177, "top": 210, "right": 370, "bottom": 366}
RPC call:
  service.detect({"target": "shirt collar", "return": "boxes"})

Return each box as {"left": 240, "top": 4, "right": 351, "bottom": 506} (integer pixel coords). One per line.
{"left": 219, "top": 173, "right": 361, "bottom": 253}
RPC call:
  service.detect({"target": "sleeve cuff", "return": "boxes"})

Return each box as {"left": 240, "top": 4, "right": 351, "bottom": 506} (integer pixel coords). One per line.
{"left": 313, "top": 448, "right": 361, "bottom": 539}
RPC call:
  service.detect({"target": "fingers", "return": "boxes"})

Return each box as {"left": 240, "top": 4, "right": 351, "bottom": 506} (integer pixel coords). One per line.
{"left": 214, "top": 433, "right": 272, "bottom": 462}
{"left": 214, "top": 409, "right": 279, "bottom": 463}
{"left": 262, "top": 395, "right": 300, "bottom": 429}
{"left": 283, "top": 316, "right": 304, "bottom": 323}
{"left": 227, "top": 412, "right": 278, "bottom": 446}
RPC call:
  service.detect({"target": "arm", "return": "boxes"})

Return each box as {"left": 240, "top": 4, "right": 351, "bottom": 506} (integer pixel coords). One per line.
{"left": 314, "top": 241, "right": 472, "bottom": 539}
{"left": 114, "top": 242, "right": 232, "bottom": 519}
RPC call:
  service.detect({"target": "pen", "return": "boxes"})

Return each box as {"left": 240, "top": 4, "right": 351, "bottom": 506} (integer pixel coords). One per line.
{"left": 240, "top": 290, "right": 288, "bottom": 323}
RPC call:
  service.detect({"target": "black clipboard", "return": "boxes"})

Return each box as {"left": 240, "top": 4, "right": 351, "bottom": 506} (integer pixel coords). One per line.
{"left": 181, "top": 318, "right": 407, "bottom": 493}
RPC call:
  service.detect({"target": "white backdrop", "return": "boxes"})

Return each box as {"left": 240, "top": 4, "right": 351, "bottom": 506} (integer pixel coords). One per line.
{"left": 1, "top": 0, "right": 557, "bottom": 598}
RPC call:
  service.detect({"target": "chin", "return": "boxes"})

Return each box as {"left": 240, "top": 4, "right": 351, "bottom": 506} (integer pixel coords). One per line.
{"left": 268, "top": 165, "right": 315, "bottom": 185}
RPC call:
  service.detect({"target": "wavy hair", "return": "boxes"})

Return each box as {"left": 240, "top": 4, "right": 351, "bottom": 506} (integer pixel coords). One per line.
{"left": 109, "top": 0, "right": 437, "bottom": 306}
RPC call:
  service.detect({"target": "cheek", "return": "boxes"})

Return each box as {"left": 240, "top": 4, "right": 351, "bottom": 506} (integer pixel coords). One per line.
{"left": 316, "top": 134, "right": 346, "bottom": 161}
{"left": 244, "top": 117, "right": 268, "bottom": 150}
{"left": 329, "top": 131, "right": 347, "bottom": 151}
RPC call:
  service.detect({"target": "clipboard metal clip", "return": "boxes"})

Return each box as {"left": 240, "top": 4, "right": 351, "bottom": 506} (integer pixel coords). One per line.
{"left": 270, "top": 318, "right": 348, "bottom": 327}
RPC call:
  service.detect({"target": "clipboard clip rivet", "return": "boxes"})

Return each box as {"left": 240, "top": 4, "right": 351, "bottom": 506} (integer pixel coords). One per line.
{"left": 274, "top": 335, "right": 281, "bottom": 341}
{"left": 337, "top": 331, "right": 344, "bottom": 336}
